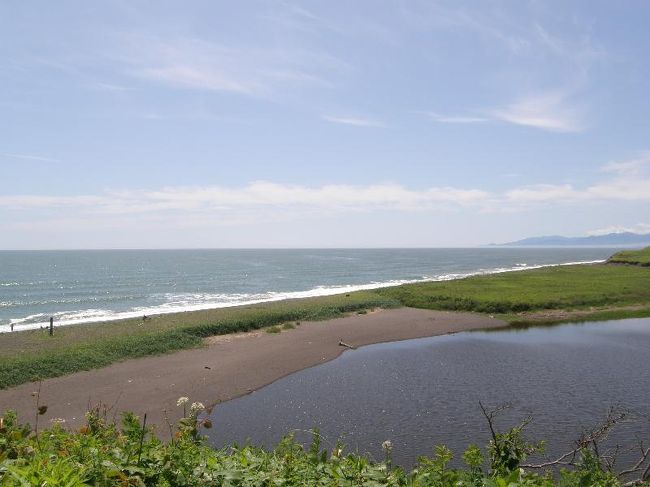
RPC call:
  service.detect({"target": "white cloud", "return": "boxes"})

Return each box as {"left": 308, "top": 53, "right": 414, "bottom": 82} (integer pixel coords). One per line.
{"left": 0, "top": 182, "right": 490, "bottom": 219}
{"left": 586, "top": 223, "right": 650, "bottom": 236}
{"left": 321, "top": 115, "right": 385, "bottom": 127}
{"left": 2, "top": 154, "right": 649, "bottom": 222}
{"left": 505, "top": 184, "right": 580, "bottom": 203}
{"left": 421, "top": 90, "right": 583, "bottom": 133}
{"left": 504, "top": 154, "right": 650, "bottom": 205}
{"left": 490, "top": 92, "right": 583, "bottom": 133}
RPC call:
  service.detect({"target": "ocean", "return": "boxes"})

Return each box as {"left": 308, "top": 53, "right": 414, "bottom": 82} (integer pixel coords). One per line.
{"left": 0, "top": 248, "right": 616, "bottom": 332}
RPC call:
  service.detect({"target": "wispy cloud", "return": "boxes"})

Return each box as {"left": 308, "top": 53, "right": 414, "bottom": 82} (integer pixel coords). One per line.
{"left": 322, "top": 115, "right": 385, "bottom": 127}
{"left": 1, "top": 153, "right": 59, "bottom": 163}
{"left": 601, "top": 152, "right": 650, "bottom": 175}
{"left": 116, "top": 34, "right": 340, "bottom": 98}
{"left": 421, "top": 91, "right": 583, "bottom": 133}
{"left": 419, "top": 112, "right": 488, "bottom": 124}
{"left": 490, "top": 92, "right": 583, "bottom": 132}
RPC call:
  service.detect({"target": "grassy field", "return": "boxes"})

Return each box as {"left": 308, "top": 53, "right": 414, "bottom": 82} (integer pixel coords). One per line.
{"left": 608, "top": 245, "right": 650, "bottom": 266}
{"left": 376, "top": 261, "right": 650, "bottom": 315}
{"left": 1, "top": 251, "right": 649, "bottom": 389}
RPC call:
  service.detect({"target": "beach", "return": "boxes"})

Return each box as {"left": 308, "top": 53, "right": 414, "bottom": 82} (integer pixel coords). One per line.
{"left": 0, "top": 307, "right": 503, "bottom": 430}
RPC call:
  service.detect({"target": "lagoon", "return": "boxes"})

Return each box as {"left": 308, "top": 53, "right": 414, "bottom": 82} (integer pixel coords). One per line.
{"left": 206, "top": 318, "right": 650, "bottom": 467}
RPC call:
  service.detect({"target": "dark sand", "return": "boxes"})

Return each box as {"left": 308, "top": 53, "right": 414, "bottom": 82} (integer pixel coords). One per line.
{"left": 0, "top": 308, "right": 503, "bottom": 430}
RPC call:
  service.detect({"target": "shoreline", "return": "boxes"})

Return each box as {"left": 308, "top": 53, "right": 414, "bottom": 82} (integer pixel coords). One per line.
{"left": 2, "top": 258, "right": 605, "bottom": 333}
{"left": 0, "top": 308, "right": 504, "bottom": 429}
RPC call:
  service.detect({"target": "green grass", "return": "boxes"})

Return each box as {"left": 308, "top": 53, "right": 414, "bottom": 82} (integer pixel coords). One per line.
{"left": 609, "top": 245, "right": 650, "bottom": 266}
{"left": 377, "top": 263, "right": 650, "bottom": 314}
{"left": 0, "top": 292, "right": 399, "bottom": 389}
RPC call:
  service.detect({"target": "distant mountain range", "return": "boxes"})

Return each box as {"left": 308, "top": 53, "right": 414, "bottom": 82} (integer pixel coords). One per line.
{"left": 492, "top": 232, "right": 650, "bottom": 247}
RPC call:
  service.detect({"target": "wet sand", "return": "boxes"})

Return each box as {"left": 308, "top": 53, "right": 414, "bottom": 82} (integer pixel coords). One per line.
{"left": 0, "top": 308, "right": 503, "bottom": 431}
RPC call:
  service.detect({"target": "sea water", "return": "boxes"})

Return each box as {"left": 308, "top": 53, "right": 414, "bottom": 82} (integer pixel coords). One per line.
{"left": 0, "top": 248, "right": 615, "bottom": 331}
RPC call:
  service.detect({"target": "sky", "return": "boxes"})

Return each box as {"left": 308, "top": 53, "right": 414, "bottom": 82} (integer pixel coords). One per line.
{"left": 1, "top": 1, "right": 649, "bottom": 249}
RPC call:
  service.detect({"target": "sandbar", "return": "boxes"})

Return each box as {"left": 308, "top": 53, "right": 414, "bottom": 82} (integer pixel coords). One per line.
{"left": 0, "top": 307, "right": 503, "bottom": 430}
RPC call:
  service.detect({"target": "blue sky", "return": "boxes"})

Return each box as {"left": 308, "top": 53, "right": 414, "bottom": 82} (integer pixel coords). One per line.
{"left": 1, "top": 1, "right": 649, "bottom": 248}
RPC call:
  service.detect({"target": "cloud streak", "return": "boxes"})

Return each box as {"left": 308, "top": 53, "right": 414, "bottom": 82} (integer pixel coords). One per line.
{"left": 117, "top": 34, "right": 341, "bottom": 98}
{"left": 420, "top": 112, "right": 488, "bottom": 124}
{"left": 2, "top": 153, "right": 59, "bottom": 163}
{"left": 322, "top": 115, "right": 385, "bottom": 127}
{"left": 2, "top": 154, "right": 650, "bottom": 223}
{"left": 490, "top": 92, "right": 583, "bottom": 133}
{"left": 423, "top": 91, "right": 584, "bottom": 133}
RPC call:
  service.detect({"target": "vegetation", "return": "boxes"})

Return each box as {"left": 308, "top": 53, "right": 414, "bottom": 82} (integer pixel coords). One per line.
{"left": 609, "top": 246, "right": 650, "bottom": 266}
{"left": 1, "top": 402, "right": 648, "bottom": 486}
{"left": 377, "top": 263, "right": 650, "bottom": 315}
{"left": 0, "top": 293, "right": 399, "bottom": 389}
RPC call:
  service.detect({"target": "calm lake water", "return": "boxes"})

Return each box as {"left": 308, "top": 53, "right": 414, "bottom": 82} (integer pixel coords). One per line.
{"left": 206, "top": 319, "right": 650, "bottom": 467}
{"left": 0, "top": 248, "right": 615, "bottom": 331}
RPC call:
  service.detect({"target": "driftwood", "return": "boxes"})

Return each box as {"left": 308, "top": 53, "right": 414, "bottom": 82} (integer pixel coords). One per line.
{"left": 338, "top": 339, "right": 356, "bottom": 350}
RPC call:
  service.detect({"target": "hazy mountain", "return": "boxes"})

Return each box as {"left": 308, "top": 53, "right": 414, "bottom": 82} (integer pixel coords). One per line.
{"left": 492, "top": 232, "right": 650, "bottom": 247}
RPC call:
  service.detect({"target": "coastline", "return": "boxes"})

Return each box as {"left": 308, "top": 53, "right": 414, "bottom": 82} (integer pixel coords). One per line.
{"left": 2, "top": 257, "right": 606, "bottom": 333}
{"left": 1, "top": 251, "right": 648, "bottom": 413}
{"left": 0, "top": 307, "right": 504, "bottom": 429}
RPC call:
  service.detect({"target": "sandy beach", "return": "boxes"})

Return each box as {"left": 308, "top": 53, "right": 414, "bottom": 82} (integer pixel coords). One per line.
{"left": 0, "top": 307, "right": 503, "bottom": 431}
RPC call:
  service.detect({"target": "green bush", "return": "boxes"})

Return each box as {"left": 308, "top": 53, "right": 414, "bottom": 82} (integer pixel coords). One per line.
{"left": 0, "top": 406, "right": 645, "bottom": 486}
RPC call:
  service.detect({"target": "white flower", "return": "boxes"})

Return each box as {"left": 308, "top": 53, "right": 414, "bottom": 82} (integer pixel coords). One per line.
{"left": 50, "top": 418, "right": 66, "bottom": 425}
{"left": 176, "top": 397, "right": 189, "bottom": 407}
{"left": 190, "top": 402, "right": 205, "bottom": 414}
{"left": 381, "top": 440, "right": 393, "bottom": 452}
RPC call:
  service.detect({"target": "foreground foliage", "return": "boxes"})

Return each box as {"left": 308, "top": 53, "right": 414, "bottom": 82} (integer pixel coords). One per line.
{"left": 0, "top": 405, "right": 647, "bottom": 486}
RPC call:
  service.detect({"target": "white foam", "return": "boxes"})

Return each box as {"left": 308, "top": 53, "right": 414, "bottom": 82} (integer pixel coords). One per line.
{"left": 0, "top": 259, "right": 605, "bottom": 333}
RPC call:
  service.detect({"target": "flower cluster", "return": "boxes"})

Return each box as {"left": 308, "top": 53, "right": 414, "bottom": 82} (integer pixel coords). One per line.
{"left": 190, "top": 402, "right": 205, "bottom": 415}
{"left": 381, "top": 440, "right": 393, "bottom": 453}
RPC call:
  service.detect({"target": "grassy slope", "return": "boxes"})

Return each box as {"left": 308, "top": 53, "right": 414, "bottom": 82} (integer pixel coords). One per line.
{"left": 608, "top": 246, "right": 650, "bottom": 266}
